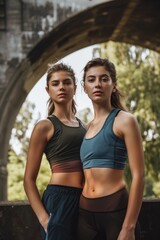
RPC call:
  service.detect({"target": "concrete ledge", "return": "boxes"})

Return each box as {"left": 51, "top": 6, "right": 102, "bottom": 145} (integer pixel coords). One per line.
{"left": 0, "top": 200, "right": 160, "bottom": 239}
{"left": 0, "top": 201, "right": 41, "bottom": 240}
{"left": 138, "top": 199, "right": 160, "bottom": 239}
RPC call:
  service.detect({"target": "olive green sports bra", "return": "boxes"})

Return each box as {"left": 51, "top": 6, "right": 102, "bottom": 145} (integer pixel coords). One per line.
{"left": 44, "top": 115, "right": 86, "bottom": 173}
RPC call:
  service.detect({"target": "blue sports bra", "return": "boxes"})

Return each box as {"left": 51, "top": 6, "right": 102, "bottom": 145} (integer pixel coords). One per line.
{"left": 80, "top": 108, "right": 128, "bottom": 170}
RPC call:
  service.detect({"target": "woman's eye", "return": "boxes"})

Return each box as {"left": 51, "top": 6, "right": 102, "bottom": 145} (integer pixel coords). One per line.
{"left": 88, "top": 78, "right": 94, "bottom": 82}
{"left": 65, "top": 80, "right": 72, "bottom": 85}
{"left": 101, "top": 77, "right": 109, "bottom": 82}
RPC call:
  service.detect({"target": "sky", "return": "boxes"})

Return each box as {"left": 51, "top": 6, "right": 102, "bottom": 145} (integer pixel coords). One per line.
{"left": 27, "top": 45, "right": 97, "bottom": 118}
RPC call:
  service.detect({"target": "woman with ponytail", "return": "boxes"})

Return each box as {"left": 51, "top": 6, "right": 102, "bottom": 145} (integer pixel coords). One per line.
{"left": 77, "top": 58, "right": 144, "bottom": 240}
{"left": 24, "top": 62, "right": 86, "bottom": 240}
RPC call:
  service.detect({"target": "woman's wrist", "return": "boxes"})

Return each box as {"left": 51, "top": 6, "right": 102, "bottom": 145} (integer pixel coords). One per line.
{"left": 122, "top": 223, "right": 135, "bottom": 232}
{"left": 39, "top": 213, "right": 49, "bottom": 230}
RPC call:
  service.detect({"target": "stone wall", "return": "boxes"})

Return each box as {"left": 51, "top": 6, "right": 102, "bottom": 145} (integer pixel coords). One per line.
{"left": 0, "top": 200, "right": 160, "bottom": 240}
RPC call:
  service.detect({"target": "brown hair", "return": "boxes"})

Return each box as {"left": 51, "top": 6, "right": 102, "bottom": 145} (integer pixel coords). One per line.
{"left": 82, "top": 58, "right": 126, "bottom": 111}
{"left": 46, "top": 62, "right": 77, "bottom": 115}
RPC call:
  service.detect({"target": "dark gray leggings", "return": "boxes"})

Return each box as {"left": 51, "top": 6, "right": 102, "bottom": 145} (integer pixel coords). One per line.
{"left": 76, "top": 188, "right": 141, "bottom": 240}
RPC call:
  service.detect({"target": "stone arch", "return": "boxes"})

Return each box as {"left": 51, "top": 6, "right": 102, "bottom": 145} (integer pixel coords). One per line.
{"left": 0, "top": 0, "right": 160, "bottom": 200}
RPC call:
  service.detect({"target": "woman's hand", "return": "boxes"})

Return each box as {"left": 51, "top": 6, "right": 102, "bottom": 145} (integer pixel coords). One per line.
{"left": 40, "top": 214, "right": 50, "bottom": 233}
{"left": 117, "top": 227, "right": 135, "bottom": 240}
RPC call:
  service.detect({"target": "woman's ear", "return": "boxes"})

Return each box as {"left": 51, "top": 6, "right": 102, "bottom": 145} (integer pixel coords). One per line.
{"left": 112, "top": 84, "right": 117, "bottom": 93}
{"left": 84, "top": 86, "right": 87, "bottom": 94}
{"left": 45, "top": 86, "right": 49, "bottom": 95}
{"left": 74, "top": 85, "right": 77, "bottom": 95}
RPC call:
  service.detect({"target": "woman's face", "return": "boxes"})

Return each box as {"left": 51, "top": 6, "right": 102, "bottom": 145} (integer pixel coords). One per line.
{"left": 84, "top": 66, "right": 115, "bottom": 103}
{"left": 46, "top": 71, "right": 76, "bottom": 104}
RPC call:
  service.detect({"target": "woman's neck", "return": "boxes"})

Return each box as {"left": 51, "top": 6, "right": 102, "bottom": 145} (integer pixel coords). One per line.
{"left": 53, "top": 102, "right": 74, "bottom": 119}
{"left": 53, "top": 110, "right": 78, "bottom": 127}
{"left": 53, "top": 106, "right": 76, "bottom": 123}
{"left": 92, "top": 102, "right": 113, "bottom": 120}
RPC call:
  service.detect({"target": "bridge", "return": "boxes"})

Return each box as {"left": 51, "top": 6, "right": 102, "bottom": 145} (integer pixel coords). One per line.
{"left": 0, "top": 0, "right": 160, "bottom": 201}
{"left": 0, "top": 0, "right": 160, "bottom": 239}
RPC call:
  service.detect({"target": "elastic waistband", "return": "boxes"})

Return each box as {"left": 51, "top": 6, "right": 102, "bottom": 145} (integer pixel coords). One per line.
{"left": 46, "top": 184, "right": 82, "bottom": 195}
{"left": 80, "top": 188, "right": 128, "bottom": 212}
{"left": 51, "top": 160, "right": 83, "bottom": 173}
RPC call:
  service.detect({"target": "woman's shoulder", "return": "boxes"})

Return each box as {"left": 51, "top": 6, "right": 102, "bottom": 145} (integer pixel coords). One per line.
{"left": 29, "top": 118, "right": 54, "bottom": 142}
{"left": 32, "top": 118, "right": 53, "bottom": 135}
{"left": 117, "top": 110, "right": 139, "bottom": 132}
{"left": 118, "top": 110, "right": 136, "bottom": 122}
{"left": 35, "top": 118, "right": 52, "bottom": 127}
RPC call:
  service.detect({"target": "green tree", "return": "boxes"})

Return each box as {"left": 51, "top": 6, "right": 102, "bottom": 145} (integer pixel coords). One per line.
{"left": 8, "top": 100, "right": 50, "bottom": 200}
{"left": 98, "top": 41, "right": 160, "bottom": 197}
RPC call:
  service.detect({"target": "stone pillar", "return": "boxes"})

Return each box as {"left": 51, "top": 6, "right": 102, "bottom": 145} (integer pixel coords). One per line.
{"left": 0, "top": 163, "right": 8, "bottom": 201}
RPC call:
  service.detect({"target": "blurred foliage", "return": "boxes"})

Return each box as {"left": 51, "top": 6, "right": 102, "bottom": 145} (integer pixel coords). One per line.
{"left": 77, "top": 107, "right": 93, "bottom": 125}
{"left": 7, "top": 101, "right": 50, "bottom": 200}
{"left": 99, "top": 41, "right": 160, "bottom": 197}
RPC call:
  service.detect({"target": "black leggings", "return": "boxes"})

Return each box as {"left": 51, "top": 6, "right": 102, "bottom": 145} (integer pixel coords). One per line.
{"left": 76, "top": 188, "right": 140, "bottom": 240}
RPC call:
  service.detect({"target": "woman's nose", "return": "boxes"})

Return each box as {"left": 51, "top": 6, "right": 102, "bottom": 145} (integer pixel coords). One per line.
{"left": 95, "top": 79, "right": 102, "bottom": 87}
{"left": 59, "top": 83, "right": 65, "bottom": 90}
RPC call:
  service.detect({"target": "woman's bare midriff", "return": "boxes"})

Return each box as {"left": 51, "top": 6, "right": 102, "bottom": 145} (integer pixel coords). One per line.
{"left": 49, "top": 171, "right": 83, "bottom": 188}
{"left": 82, "top": 168, "right": 125, "bottom": 198}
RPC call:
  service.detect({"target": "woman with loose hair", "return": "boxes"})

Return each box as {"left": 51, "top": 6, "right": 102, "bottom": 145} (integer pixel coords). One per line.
{"left": 77, "top": 58, "right": 144, "bottom": 240}
{"left": 24, "top": 62, "right": 86, "bottom": 240}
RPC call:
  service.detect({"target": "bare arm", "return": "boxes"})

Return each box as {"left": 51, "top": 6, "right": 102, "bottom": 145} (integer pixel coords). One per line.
{"left": 117, "top": 112, "right": 144, "bottom": 240}
{"left": 24, "top": 119, "right": 53, "bottom": 231}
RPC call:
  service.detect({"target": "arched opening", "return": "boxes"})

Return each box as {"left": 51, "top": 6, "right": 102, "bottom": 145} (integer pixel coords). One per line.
{"left": 0, "top": 0, "right": 160, "bottom": 200}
